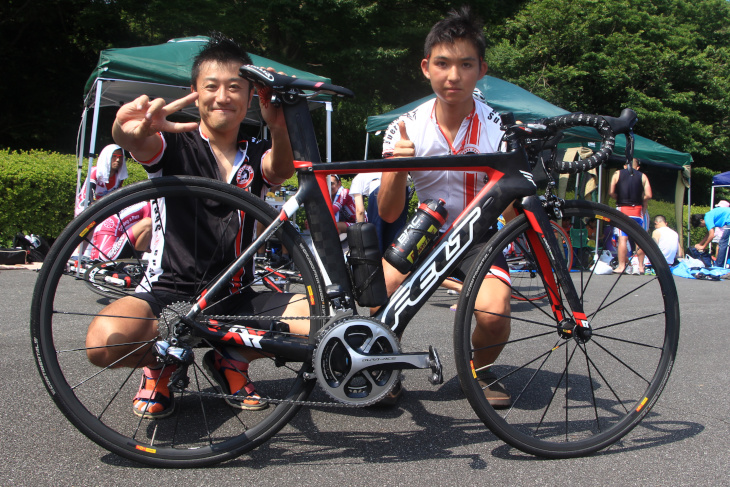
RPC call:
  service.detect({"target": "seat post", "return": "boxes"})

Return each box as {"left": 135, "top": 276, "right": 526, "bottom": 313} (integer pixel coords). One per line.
{"left": 282, "top": 97, "right": 322, "bottom": 164}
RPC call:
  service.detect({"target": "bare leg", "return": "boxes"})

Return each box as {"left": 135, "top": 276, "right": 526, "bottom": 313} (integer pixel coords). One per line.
{"left": 131, "top": 217, "right": 152, "bottom": 252}
{"left": 86, "top": 295, "right": 158, "bottom": 368}
{"left": 616, "top": 235, "right": 629, "bottom": 273}
{"left": 471, "top": 277, "right": 511, "bottom": 371}
{"left": 636, "top": 247, "right": 646, "bottom": 273}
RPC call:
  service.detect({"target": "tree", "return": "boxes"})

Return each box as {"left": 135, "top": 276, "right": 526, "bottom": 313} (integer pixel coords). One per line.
{"left": 485, "top": 0, "right": 730, "bottom": 171}
{"left": 0, "top": 0, "right": 143, "bottom": 153}
{"left": 1, "top": 1, "right": 525, "bottom": 161}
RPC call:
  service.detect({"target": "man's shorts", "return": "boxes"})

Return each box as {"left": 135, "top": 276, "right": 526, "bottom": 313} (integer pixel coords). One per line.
{"left": 447, "top": 226, "right": 510, "bottom": 286}
{"left": 133, "top": 288, "right": 295, "bottom": 331}
{"left": 617, "top": 206, "right": 647, "bottom": 238}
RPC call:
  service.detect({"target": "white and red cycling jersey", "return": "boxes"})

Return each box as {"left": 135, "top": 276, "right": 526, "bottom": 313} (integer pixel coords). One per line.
{"left": 89, "top": 201, "right": 151, "bottom": 260}
{"left": 332, "top": 186, "right": 357, "bottom": 224}
{"left": 75, "top": 166, "right": 125, "bottom": 216}
{"left": 382, "top": 97, "right": 504, "bottom": 229}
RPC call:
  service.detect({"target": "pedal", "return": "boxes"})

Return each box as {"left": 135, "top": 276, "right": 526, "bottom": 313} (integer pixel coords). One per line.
{"left": 428, "top": 346, "right": 443, "bottom": 385}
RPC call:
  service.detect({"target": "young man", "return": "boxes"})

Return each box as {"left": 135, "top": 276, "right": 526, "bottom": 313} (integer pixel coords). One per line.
{"left": 609, "top": 158, "right": 652, "bottom": 274}
{"left": 691, "top": 206, "right": 730, "bottom": 268}
{"left": 349, "top": 172, "right": 380, "bottom": 223}
{"left": 75, "top": 144, "right": 128, "bottom": 216}
{"left": 651, "top": 215, "right": 679, "bottom": 265}
{"left": 377, "top": 7, "right": 512, "bottom": 407}
{"left": 85, "top": 34, "right": 309, "bottom": 418}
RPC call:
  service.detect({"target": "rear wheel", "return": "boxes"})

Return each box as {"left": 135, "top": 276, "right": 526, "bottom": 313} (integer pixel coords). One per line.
{"left": 453, "top": 200, "right": 679, "bottom": 458}
{"left": 31, "top": 176, "right": 329, "bottom": 467}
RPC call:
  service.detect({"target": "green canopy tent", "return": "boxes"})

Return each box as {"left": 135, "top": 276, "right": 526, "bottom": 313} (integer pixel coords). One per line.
{"left": 365, "top": 75, "right": 693, "bottom": 242}
{"left": 77, "top": 36, "right": 334, "bottom": 211}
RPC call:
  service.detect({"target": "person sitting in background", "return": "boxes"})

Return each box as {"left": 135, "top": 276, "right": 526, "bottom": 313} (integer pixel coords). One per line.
{"left": 651, "top": 215, "right": 679, "bottom": 265}
{"left": 711, "top": 200, "right": 729, "bottom": 259}
{"left": 691, "top": 205, "right": 730, "bottom": 268}
{"left": 75, "top": 144, "right": 128, "bottom": 216}
{"left": 330, "top": 174, "right": 357, "bottom": 234}
{"left": 349, "top": 172, "right": 380, "bottom": 223}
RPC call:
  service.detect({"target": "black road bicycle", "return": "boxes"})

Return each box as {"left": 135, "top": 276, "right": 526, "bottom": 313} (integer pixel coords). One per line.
{"left": 31, "top": 67, "right": 679, "bottom": 467}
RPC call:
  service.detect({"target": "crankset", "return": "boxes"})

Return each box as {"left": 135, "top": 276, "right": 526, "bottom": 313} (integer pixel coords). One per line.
{"left": 312, "top": 316, "right": 443, "bottom": 406}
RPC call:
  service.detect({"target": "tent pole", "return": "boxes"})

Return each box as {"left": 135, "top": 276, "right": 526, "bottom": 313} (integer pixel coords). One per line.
{"left": 687, "top": 177, "right": 692, "bottom": 249}
{"left": 709, "top": 186, "right": 715, "bottom": 253}
{"left": 326, "top": 101, "right": 332, "bottom": 162}
{"left": 75, "top": 108, "right": 88, "bottom": 212}
{"left": 83, "top": 80, "right": 104, "bottom": 212}
{"left": 364, "top": 133, "right": 370, "bottom": 161}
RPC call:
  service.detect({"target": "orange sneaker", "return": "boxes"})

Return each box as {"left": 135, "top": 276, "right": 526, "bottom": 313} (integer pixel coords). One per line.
{"left": 132, "top": 365, "right": 176, "bottom": 419}
{"left": 203, "top": 350, "right": 268, "bottom": 410}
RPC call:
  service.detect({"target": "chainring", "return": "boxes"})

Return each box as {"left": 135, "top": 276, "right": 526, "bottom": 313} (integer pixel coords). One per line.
{"left": 312, "top": 316, "right": 401, "bottom": 406}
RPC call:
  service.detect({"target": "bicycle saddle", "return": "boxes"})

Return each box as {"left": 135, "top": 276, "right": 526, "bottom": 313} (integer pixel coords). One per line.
{"left": 240, "top": 65, "right": 354, "bottom": 98}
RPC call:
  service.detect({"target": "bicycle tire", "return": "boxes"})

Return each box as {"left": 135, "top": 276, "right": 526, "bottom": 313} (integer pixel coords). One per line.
{"left": 508, "top": 221, "right": 573, "bottom": 301}
{"left": 31, "top": 176, "right": 329, "bottom": 467}
{"left": 453, "top": 199, "right": 679, "bottom": 458}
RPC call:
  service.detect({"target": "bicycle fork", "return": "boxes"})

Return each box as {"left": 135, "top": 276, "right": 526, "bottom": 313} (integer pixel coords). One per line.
{"left": 518, "top": 195, "right": 592, "bottom": 341}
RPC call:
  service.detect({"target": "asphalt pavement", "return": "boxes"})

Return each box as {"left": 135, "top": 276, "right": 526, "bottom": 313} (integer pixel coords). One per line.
{"left": 1, "top": 266, "right": 728, "bottom": 486}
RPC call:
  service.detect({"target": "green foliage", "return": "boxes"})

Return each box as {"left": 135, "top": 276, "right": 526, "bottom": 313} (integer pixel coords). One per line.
{"left": 0, "top": 150, "right": 148, "bottom": 246}
{"left": 4, "top": 0, "right": 728, "bottom": 184}
{"left": 0, "top": 150, "right": 78, "bottom": 245}
{"left": 487, "top": 0, "right": 730, "bottom": 171}
{"left": 691, "top": 166, "right": 730, "bottom": 206}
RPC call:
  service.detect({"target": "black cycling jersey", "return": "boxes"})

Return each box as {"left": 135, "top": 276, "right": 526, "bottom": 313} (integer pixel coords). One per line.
{"left": 615, "top": 168, "right": 645, "bottom": 207}
{"left": 136, "top": 127, "right": 273, "bottom": 296}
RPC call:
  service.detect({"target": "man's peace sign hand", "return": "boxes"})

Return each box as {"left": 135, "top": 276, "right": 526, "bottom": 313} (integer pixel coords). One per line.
{"left": 113, "top": 92, "right": 200, "bottom": 160}
{"left": 116, "top": 92, "right": 200, "bottom": 139}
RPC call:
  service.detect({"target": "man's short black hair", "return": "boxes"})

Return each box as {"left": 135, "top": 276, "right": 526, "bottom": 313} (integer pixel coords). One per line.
{"left": 654, "top": 214, "right": 667, "bottom": 224}
{"left": 191, "top": 32, "right": 252, "bottom": 86}
{"left": 690, "top": 213, "right": 704, "bottom": 228}
{"left": 424, "top": 6, "right": 486, "bottom": 59}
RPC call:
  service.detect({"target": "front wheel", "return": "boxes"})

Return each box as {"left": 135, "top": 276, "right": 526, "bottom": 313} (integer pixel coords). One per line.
{"left": 453, "top": 200, "right": 679, "bottom": 458}
{"left": 31, "top": 176, "right": 329, "bottom": 467}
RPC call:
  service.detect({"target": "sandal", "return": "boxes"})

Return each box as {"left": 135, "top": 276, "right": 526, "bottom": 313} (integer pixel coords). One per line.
{"left": 477, "top": 371, "right": 512, "bottom": 409}
{"left": 203, "top": 350, "right": 269, "bottom": 410}
{"left": 132, "top": 365, "right": 176, "bottom": 419}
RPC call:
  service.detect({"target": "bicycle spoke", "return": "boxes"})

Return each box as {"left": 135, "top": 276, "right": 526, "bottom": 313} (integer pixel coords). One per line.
{"left": 453, "top": 201, "right": 678, "bottom": 458}
{"left": 33, "top": 178, "right": 327, "bottom": 466}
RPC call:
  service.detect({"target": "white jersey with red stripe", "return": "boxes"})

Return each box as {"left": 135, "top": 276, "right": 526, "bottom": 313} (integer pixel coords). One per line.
{"left": 382, "top": 98, "right": 504, "bottom": 229}
{"left": 90, "top": 201, "right": 151, "bottom": 260}
{"left": 332, "top": 186, "right": 357, "bottom": 224}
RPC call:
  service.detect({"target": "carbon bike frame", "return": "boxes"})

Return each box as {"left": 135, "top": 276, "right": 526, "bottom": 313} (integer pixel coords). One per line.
{"left": 186, "top": 94, "right": 589, "bottom": 353}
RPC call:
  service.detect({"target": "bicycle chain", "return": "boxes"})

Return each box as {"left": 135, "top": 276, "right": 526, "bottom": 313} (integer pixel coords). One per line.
{"left": 183, "top": 388, "right": 365, "bottom": 409}
{"left": 202, "top": 313, "right": 327, "bottom": 323}
{"left": 187, "top": 312, "right": 362, "bottom": 408}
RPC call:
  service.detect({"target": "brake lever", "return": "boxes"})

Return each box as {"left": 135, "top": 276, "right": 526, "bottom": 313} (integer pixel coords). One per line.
{"left": 602, "top": 108, "right": 638, "bottom": 173}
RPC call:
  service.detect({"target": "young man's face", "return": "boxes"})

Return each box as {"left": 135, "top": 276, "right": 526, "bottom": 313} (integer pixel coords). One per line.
{"left": 110, "top": 151, "right": 123, "bottom": 171}
{"left": 193, "top": 60, "right": 253, "bottom": 134}
{"left": 421, "top": 38, "right": 487, "bottom": 108}
{"left": 330, "top": 178, "right": 341, "bottom": 198}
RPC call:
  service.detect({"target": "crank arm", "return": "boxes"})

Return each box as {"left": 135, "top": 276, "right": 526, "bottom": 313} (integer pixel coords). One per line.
{"left": 350, "top": 346, "right": 443, "bottom": 384}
